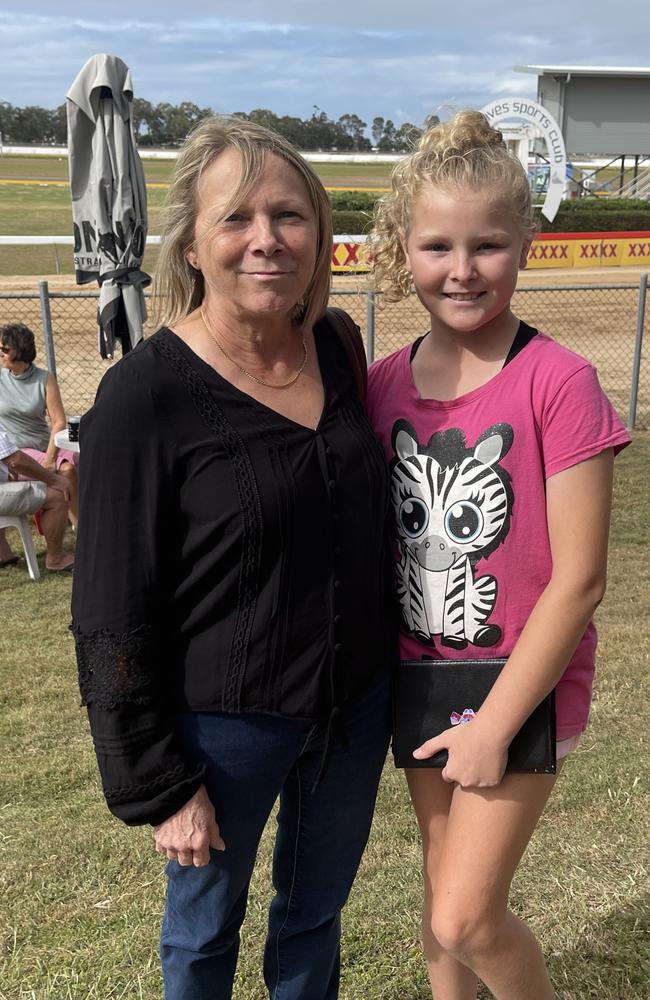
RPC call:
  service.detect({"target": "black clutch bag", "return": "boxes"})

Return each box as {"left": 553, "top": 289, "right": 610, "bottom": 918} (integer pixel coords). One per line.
{"left": 393, "top": 659, "right": 556, "bottom": 774}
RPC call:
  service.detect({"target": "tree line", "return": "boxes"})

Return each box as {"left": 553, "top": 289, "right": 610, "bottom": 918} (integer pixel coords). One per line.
{"left": 0, "top": 98, "right": 438, "bottom": 152}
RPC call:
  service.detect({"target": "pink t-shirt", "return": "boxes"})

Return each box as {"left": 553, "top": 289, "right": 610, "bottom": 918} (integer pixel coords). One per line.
{"left": 368, "top": 332, "right": 631, "bottom": 739}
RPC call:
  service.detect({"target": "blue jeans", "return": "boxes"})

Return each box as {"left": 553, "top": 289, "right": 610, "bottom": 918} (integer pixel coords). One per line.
{"left": 160, "top": 672, "right": 390, "bottom": 1000}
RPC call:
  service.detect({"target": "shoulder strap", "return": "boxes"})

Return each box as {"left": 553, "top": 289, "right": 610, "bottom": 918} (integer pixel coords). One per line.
{"left": 324, "top": 306, "right": 368, "bottom": 403}
{"left": 503, "top": 320, "right": 539, "bottom": 368}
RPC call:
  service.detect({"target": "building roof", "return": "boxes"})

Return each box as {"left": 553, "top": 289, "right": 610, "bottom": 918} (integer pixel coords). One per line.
{"left": 515, "top": 65, "right": 650, "bottom": 77}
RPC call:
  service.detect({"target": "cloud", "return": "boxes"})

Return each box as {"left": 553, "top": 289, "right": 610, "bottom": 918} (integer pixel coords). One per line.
{"left": 0, "top": 3, "right": 649, "bottom": 127}
{"left": 488, "top": 75, "right": 537, "bottom": 97}
{"left": 12, "top": 0, "right": 650, "bottom": 31}
{"left": 491, "top": 33, "right": 550, "bottom": 48}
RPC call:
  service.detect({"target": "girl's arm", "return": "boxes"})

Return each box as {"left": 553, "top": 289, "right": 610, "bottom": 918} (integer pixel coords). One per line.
{"left": 43, "top": 373, "right": 66, "bottom": 468}
{"left": 413, "top": 448, "right": 615, "bottom": 787}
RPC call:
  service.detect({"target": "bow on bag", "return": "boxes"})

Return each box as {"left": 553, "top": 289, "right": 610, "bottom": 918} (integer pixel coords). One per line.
{"left": 450, "top": 708, "right": 476, "bottom": 726}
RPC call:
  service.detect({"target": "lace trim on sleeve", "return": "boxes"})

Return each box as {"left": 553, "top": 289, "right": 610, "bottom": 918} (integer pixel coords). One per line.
{"left": 71, "top": 623, "right": 159, "bottom": 710}
{"left": 102, "top": 762, "right": 204, "bottom": 806}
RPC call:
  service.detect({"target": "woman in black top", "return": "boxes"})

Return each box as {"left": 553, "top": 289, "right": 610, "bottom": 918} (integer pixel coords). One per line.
{"left": 71, "top": 116, "right": 391, "bottom": 1000}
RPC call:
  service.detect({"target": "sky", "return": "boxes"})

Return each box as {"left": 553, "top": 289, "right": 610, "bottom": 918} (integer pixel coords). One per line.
{"left": 1, "top": 1, "right": 650, "bottom": 129}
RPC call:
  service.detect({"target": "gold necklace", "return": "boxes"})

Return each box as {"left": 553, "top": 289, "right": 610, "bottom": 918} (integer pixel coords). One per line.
{"left": 200, "top": 307, "right": 307, "bottom": 389}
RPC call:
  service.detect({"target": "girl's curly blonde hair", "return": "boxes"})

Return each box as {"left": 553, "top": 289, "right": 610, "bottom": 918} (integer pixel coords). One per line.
{"left": 367, "top": 109, "right": 536, "bottom": 301}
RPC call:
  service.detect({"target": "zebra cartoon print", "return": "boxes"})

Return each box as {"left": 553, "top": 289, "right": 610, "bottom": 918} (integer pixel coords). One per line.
{"left": 390, "top": 420, "right": 515, "bottom": 650}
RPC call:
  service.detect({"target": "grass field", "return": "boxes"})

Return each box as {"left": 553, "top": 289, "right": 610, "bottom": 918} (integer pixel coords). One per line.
{"left": 0, "top": 151, "right": 645, "bottom": 277}
{"left": 0, "top": 437, "right": 648, "bottom": 1000}
{"left": 3, "top": 151, "right": 642, "bottom": 190}
{"left": 0, "top": 154, "right": 392, "bottom": 276}
{"left": 0, "top": 154, "right": 176, "bottom": 185}
{"left": 0, "top": 153, "right": 394, "bottom": 188}
{"left": 0, "top": 183, "right": 167, "bottom": 276}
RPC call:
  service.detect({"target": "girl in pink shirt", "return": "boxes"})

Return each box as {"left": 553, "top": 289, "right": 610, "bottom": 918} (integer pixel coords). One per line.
{"left": 366, "top": 110, "right": 630, "bottom": 1000}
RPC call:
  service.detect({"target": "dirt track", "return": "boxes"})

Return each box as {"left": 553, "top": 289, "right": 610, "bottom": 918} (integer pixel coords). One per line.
{"left": 1, "top": 264, "right": 647, "bottom": 293}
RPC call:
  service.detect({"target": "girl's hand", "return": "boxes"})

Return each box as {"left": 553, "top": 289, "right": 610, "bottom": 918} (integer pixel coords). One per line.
{"left": 41, "top": 453, "right": 56, "bottom": 471}
{"left": 154, "top": 784, "right": 225, "bottom": 867}
{"left": 413, "top": 719, "right": 508, "bottom": 788}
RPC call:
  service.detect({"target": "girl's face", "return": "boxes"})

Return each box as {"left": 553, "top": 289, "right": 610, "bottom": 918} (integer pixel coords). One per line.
{"left": 401, "top": 185, "right": 530, "bottom": 339}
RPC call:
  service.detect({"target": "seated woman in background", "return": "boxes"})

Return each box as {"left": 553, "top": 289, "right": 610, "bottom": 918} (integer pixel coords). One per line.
{"left": 0, "top": 421, "right": 74, "bottom": 572}
{"left": 0, "top": 322, "right": 78, "bottom": 526}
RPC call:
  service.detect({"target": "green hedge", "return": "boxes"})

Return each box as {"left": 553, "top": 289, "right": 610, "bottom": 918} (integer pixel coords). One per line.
{"left": 330, "top": 199, "right": 650, "bottom": 236}
{"left": 331, "top": 210, "right": 373, "bottom": 234}
{"left": 538, "top": 205, "right": 650, "bottom": 232}
{"left": 557, "top": 198, "right": 650, "bottom": 212}
{"left": 329, "top": 190, "right": 381, "bottom": 211}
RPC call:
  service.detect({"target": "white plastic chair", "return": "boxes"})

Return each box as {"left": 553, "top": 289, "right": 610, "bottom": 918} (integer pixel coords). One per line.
{"left": 0, "top": 515, "right": 40, "bottom": 580}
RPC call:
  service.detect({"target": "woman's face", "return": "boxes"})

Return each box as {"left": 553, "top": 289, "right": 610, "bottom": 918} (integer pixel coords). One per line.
{"left": 0, "top": 341, "right": 16, "bottom": 368}
{"left": 190, "top": 149, "right": 318, "bottom": 322}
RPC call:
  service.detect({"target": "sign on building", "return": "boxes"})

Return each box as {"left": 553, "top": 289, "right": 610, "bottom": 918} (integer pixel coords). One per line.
{"left": 480, "top": 99, "right": 567, "bottom": 222}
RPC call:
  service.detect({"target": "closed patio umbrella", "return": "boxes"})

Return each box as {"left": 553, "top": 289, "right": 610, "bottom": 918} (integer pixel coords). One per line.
{"left": 67, "top": 53, "right": 150, "bottom": 359}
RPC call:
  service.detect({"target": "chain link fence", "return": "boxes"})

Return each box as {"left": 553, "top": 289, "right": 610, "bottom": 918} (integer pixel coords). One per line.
{"left": 0, "top": 279, "right": 647, "bottom": 429}
{"left": 364, "top": 281, "right": 649, "bottom": 429}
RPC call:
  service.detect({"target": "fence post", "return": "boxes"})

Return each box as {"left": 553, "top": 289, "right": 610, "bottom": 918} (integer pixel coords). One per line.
{"left": 628, "top": 272, "right": 647, "bottom": 431}
{"left": 366, "top": 290, "right": 375, "bottom": 363}
{"left": 38, "top": 279, "right": 57, "bottom": 378}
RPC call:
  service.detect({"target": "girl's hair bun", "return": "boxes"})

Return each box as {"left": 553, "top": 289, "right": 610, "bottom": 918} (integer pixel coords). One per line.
{"left": 419, "top": 109, "right": 504, "bottom": 158}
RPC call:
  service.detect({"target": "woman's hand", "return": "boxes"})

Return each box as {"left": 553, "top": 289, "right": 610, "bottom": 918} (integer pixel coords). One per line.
{"left": 154, "top": 784, "right": 225, "bottom": 867}
{"left": 413, "top": 718, "right": 509, "bottom": 788}
{"left": 41, "top": 453, "right": 57, "bottom": 471}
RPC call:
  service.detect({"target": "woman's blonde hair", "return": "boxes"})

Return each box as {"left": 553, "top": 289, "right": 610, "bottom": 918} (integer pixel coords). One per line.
{"left": 152, "top": 116, "right": 332, "bottom": 330}
{"left": 368, "top": 109, "right": 536, "bottom": 301}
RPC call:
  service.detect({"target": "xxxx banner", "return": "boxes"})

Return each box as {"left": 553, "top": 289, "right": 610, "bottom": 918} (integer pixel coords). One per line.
{"left": 330, "top": 232, "right": 650, "bottom": 272}
{"left": 525, "top": 232, "right": 650, "bottom": 270}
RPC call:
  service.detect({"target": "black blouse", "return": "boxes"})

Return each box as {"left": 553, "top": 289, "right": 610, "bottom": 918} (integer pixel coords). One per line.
{"left": 71, "top": 319, "right": 391, "bottom": 826}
